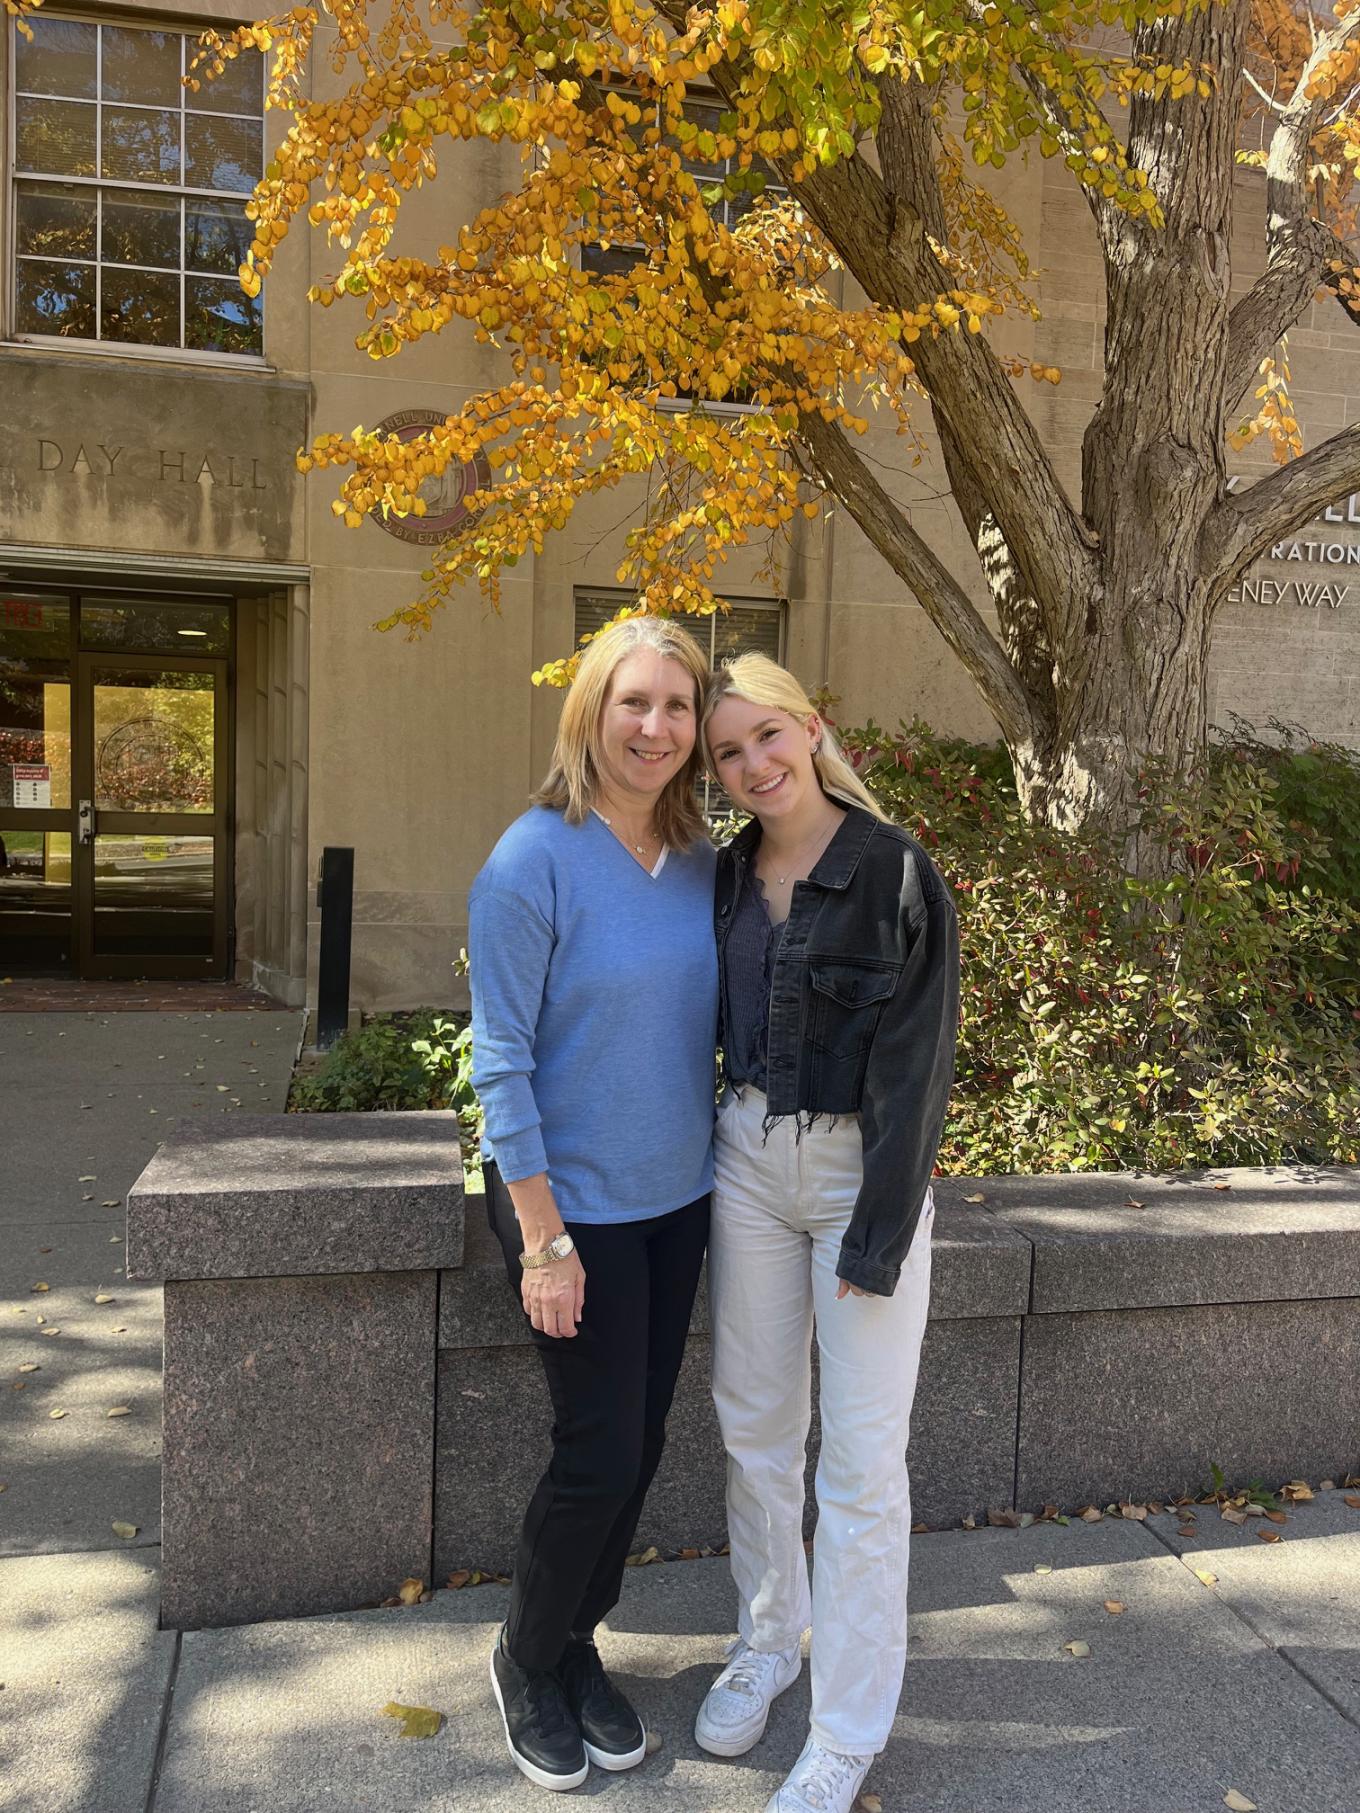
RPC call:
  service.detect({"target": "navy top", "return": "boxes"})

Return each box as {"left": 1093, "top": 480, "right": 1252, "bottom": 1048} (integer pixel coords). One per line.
{"left": 723, "top": 864, "right": 783, "bottom": 1091}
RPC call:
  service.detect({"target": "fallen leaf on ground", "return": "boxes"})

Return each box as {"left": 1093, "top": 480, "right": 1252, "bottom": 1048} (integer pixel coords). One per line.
{"left": 1257, "top": 1528, "right": 1281, "bottom": 1543}
{"left": 40, "top": 1328, "right": 60, "bottom": 1337}
{"left": 962, "top": 1192, "right": 986, "bottom": 1203}
{"left": 679, "top": 1547, "right": 701, "bottom": 1560}
{"left": 101, "top": 1201, "right": 120, "bottom": 1208}
{"left": 1223, "top": 1793, "right": 1257, "bottom": 1812}
{"left": 1079, "top": 1506, "right": 1104, "bottom": 1523}
{"left": 1103, "top": 1601, "right": 1126, "bottom": 1615}
{"left": 1320, "top": 1479, "right": 1336, "bottom": 1491}
{"left": 397, "top": 1577, "right": 424, "bottom": 1606}
{"left": 645, "top": 1731, "right": 663, "bottom": 1756}
{"left": 1033, "top": 1564, "right": 1053, "bottom": 1575}
{"left": 1279, "top": 1480, "right": 1313, "bottom": 1502}
{"left": 94, "top": 1295, "right": 114, "bottom": 1305}
{"left": 30, "top": 1283, "right": 49, "bottom": 1293}
{"left": 1125, "top": 1197, "right": 1144, "bottom": 1208}
{"left": 1062, "top": 1640, "right": 1091, "bottom": 1658}
{"left": 1213, "top": 1182, "right": 1232, "bottom": 1191}
{"left": 48, "top": 1408, "right": 67, "bottom": 1419}
{"left": 106, "top": 1407, "right": 131, "bottom": 1418}
{"left": 1264, "top": 1510, "right": 1287, "bottom": 1525}
{"left": 987, "top": 1508, "right": 1022, "bottom": 1528}
{"left": 79, "top": 1176, "right": 96, "bottom": 1182}
{"left": 1119, "top": 1502, "right": 1148, "bottom": 1521}
{"left": 111, "top": 1522, "right": 138, "bottom": 1540}
{"left": 1177, "top": 1525, "right": 1199, "bottom": 1537}
{"left": 17, "top": 1364, "right": 38, "bottom": 1374}
{"left": 960, "top": 1515, "right": 977, "bottom": 1530}
{"left": 1345, "top": 1496, "right": 1360, "bottom": 1510}
{"left": 1195, "top": 1569, "right": 1218, "bottom": 1587}
{"left": 858, "top": 1795, "right": 882, "bottom": 1813}
{"left": 1220, "top": 1506, "right": 1247, "bottom": 1526}
{"left": 380, "top": 1702, "right": 443, "bottom": 1739}
{"left": 446, "top": 1570, "right": 471, "bottom": 1587}
{"left": 1038, "top": 1503, "right": 1061, "bottom": 1521}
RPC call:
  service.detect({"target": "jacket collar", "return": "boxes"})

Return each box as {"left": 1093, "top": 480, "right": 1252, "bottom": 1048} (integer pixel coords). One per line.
{"left": 726, "top": 803, "right": 877, "bottom": 892}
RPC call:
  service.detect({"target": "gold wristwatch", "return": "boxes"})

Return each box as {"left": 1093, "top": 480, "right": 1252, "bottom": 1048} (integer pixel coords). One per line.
{"left": 520, "top": 1231, "right": 575, "bottom": 1269}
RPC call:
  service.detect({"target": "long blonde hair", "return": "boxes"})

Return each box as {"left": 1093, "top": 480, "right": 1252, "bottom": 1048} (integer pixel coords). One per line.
{"left": 702, "top": 653, "right": 889, "bottom": 822}
{"left": 533, "top": 616, "right": 711, "bottom": 848}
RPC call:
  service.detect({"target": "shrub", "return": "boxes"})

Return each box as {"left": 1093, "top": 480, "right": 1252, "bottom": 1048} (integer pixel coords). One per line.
{"left": 1213, "top": 716, "right": 1360, "bottom": 907}
{"left": 842, "top": 719, "right": 1360, "bottom": 1173}
{"left": 290, "top": 1010, "right": 483, "bottom": 1160}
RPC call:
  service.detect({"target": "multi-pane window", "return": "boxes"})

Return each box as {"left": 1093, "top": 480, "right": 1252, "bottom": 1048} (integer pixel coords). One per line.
{"left": 12, "top": 14, "right": 264, "bottom": 357}
{"left": 574, "top": 589, "right": 785, "bottom": 814}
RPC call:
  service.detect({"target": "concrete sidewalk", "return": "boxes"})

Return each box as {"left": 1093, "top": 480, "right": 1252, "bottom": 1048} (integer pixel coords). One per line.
{"left": 3, "top": 1497, "right": 1359, "bottom": 1813}
{"left": 3, "top": 1008, "right": 1360, "bottom": 1812}
{"left": 1, "top": 1010, "right": 300, "bottom": 1556}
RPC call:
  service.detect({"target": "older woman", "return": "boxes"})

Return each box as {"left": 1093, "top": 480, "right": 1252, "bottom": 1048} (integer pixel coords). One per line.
{"left": 470, "top": 616, "right": 717, "bottom": 1792}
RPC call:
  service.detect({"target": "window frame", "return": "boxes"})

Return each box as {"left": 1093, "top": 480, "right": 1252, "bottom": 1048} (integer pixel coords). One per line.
{"left": 6, "top": 10, "right": 267, "bottom": 366}
{"left": 573, "top": 587, "right": 787, "bottom": 815}
{"left": 577, "top": 90, "right": 786, "bottom": 418}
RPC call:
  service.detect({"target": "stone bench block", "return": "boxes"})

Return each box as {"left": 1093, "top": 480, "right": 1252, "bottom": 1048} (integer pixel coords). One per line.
{"left": 128, "top": 1112, "right": 464, "bottom": 1282}
{"left": 1015, "top": 1295, "right": 1360, "bottom": 1510}
{"left": 163, "top": 1270, "right": 437, "bottom": 1630}
{"left": 978, "top": 1166, "right": 1360, "bottom": 1314}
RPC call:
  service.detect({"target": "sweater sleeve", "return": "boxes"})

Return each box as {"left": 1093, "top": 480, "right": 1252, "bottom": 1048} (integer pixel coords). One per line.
{"left": 469, "top": 882, "right": 556, "bottom": 1183}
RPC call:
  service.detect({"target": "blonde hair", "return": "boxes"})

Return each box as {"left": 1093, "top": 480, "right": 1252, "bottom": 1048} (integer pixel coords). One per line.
{"left": 702, "top": 653, "right": 889, "bottom": 822}
{"left": 533, "top": 616, "right": 711, "bottom": 849}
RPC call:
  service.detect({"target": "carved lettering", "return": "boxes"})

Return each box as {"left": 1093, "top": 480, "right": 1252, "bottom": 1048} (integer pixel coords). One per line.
{"left": 159, "top": 450, "right": 187, "bottom": 482}
{"left": 251, "top": 457, "right": 267, "bottom": 490}
{"left": 38, "top": 439, "right": 63, "bottom": 472}
{"left": 194, "top": 454, "right": 218, "bottom": 485}
{"left": 97, "top": 443, "right": 122, "bottom": 474}
{"left": 69, "top": 444, "right": 93, "bottom": 475}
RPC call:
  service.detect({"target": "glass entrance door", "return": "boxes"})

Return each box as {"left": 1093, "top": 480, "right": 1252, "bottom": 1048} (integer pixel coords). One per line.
{"left": 0, "top": 590, "right": 232, "bottom": 979}
{"left": 75, "top": 654, "right": 228, "bottom": 977}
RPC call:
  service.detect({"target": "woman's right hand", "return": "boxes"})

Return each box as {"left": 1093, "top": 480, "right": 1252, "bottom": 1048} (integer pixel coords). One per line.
{"left": 522, "top": 1249, "right": 586, "bottom": 1338}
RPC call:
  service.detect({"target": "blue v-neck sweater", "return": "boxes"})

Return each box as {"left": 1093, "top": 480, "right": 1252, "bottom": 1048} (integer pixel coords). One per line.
{"left": 469, "top": 806, "right": 718, "bottom": 1223}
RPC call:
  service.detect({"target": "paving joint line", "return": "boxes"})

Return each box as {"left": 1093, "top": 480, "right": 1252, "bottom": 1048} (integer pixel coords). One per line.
{"left": 1143, "top": 1515, "right": 1360, "bottom": 1735}
{"left": 143, "top": 1628, "right": 183, "bottom": 1813}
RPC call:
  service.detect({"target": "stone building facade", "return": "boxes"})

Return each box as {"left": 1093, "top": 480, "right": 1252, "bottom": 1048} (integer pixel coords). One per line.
{"left": 2, "top": 4, "right": 1357, "bottom": 1006}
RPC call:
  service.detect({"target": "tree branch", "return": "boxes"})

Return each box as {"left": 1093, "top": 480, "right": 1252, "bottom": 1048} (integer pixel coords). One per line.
{"left": 1201, "top": 423, "right": 1360, "bottom": 583}
{"left": 1225, "top": 15, "right": 1360, "bottom": 409}
{"left": 796, "top": 410, "right": 1043, "bottom": 750}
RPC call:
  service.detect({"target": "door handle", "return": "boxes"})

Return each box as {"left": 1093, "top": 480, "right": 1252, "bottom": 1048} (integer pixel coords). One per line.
{"left": 77, "top": 800, "right": 96, "bottom": 846}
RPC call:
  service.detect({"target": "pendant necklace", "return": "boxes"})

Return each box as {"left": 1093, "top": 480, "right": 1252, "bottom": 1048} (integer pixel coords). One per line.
{"left": 598, "top": 811, "right": 656, "bottom": 856}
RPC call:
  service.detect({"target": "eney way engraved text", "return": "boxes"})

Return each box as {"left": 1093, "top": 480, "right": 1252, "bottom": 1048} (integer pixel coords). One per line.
{"left": 36, "top": 439, "right": 267, "bottom": 489}
{"left": 1228, "top": 578, "right": 1349, "bottom": 609}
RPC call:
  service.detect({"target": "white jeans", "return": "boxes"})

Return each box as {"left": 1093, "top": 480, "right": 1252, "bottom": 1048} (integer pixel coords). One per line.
{"left": 709, "top": 1085, "right": 933, "bottom": 1756}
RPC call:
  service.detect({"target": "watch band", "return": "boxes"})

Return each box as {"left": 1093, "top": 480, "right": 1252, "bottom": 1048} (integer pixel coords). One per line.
{"left": 520, "top": 1231, "right": 575, "bottom": 1270}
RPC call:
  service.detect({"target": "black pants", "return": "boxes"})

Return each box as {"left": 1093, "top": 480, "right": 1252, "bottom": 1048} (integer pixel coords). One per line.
{"left": 487, "top": 1164, "right": 710, "bottom": 1671}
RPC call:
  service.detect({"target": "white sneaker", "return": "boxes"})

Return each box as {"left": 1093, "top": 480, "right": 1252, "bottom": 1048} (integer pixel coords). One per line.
{"left": 764, "top": 1737, "right": 873, "bottom": 1813}
{"left": 694, "top": 1636, "right": 802, "bottom": 1756}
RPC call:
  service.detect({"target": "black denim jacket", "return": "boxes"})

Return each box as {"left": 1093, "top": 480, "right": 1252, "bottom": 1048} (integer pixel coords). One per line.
{"left": 715, "top": 804, "right": 960, "bottom": 1297}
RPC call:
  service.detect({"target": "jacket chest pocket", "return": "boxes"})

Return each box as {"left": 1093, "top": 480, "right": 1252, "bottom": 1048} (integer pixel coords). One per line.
{"left": 806, "top": 960, "right": 900, "bottom": 1060}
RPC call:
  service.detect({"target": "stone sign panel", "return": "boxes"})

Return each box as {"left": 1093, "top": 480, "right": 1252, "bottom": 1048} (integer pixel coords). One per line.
{"left": 0, "top": 352, "right": 308, "bottom": 567}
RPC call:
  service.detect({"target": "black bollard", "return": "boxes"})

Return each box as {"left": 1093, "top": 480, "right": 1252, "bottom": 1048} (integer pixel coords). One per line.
{"left": 316, "top": 846, "right": 354, "bottom": 1050}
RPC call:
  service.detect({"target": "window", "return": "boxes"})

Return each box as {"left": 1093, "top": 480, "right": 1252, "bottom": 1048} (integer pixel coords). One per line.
{"left": 581, "top": 96, "right": 785, "bottom": 411}
{"left": 11, "top": 14, "right": 264, "bottom": 357}
{"left": 574, "top": 589, "right": 785, "bottom": 814}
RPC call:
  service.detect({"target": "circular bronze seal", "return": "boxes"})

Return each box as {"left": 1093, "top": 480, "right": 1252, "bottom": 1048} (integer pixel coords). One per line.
{"left": 368, "top": 409, "right": 491, "bottom": 546}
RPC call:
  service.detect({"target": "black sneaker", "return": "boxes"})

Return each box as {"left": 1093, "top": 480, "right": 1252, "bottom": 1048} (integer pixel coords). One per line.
{"left": 557, "top": 1634, "right": 647, "bottom": 1772}
{"left": 490, "top": 1626, "right": 588, "bottom": 1791}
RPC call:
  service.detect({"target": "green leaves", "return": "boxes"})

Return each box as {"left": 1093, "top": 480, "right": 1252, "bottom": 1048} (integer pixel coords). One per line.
{"left": 844, "top": 718, "right": 1360, "bottom": 1175}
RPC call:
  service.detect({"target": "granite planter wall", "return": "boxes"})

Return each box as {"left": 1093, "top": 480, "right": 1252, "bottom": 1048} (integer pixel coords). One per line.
{"left": 127, "top": 1113, "right": 464, "bottom": 1631}
{"left": 129, "top": 1129, "right": 1360, "bottom": 1631}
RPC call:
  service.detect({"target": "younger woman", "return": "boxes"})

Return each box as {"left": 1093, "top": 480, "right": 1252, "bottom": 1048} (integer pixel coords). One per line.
{"left": 696, "top": 655, "right": 959, "bottom": 1813}
{"left": 470, "top": 617, "right": 717, "bottom": 1792}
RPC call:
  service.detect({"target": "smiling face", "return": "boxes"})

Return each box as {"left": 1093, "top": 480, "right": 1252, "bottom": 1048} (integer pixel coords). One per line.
{"left": 705, "top": 692, "right": 822, "bottom": 823}
{"left": 594, "top": 649, "right": 700, "bottom": 808}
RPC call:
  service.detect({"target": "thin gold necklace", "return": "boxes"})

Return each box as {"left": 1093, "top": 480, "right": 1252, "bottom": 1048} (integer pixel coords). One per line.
{"left": 761, "top": 815, "right": 840, "bottom": 886}
{"left": 596, "top": 809, "right": 659, "bottom": 856}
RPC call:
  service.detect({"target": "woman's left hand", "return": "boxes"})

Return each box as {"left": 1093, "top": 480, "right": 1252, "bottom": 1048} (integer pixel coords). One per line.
{"left": 835, "top": 1280, "right": 869, "bottom": 1300}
